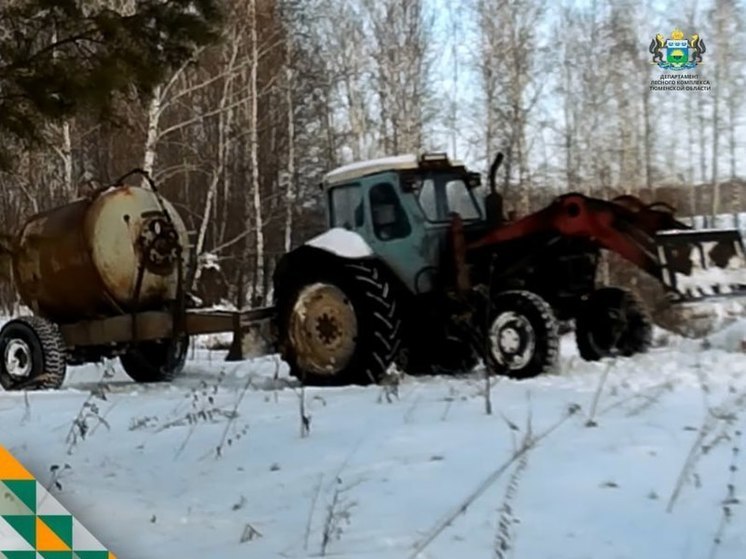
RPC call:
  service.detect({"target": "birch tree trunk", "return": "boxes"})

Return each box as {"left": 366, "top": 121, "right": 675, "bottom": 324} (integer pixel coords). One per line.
{"left": 142, "top": 85, "right": 163, "bottom": 185}
{"left": 249, "top": 0, "right": 265, "bottom": 305}
{"left": 711, "top": 13, "right": 724, "bottom": 218}
{"left": 728, "top": 96, "right": 737, "bottom": 181}
{"left": 51, "top": 28, "right": 73, "bottom": 197}
{"left": 61, "top": 122, "right": 73, "bottom": 195}
{"left": 284, "top": 38, "right": 296, "bottom": 254}
{"left": 194, "top": 40, "right": 240, "bottom": 287}
{"left": 642, "top": 81, "right": 652, "bottom": 193}
{"left": 559, "top": 11, "right": 574, "bottom": 193}
{"left": 686, "top": 93, "right": 696, "bottom": 215}
{"left": 698, "top": 109, "right": 707, "bottom": 184}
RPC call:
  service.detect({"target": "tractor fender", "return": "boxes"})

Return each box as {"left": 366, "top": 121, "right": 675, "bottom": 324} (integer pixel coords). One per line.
{"left": 273, "top": 230, "right": 373, "bottom": 301}
{"left": 272, "top": 234, "right": 412, "bottom": 358}
{"left": 304, "top": 228, "right": 373, "bottom": 259}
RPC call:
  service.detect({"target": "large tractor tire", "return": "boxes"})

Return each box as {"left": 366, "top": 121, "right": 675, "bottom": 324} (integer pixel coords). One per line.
{"left": 276, "top": 259, "right": 402, "bottom": 386}
{"left": 0, "top": 316, "right": 67, "bottom": 390}
{"left": 575, "top": 287, "right": 652, "bottom": 361}
{"left": 120, "top": 336, "right": 189, "bottom": 383}
{"left": 485, "top": 291, "right": 559, "bottom": 379}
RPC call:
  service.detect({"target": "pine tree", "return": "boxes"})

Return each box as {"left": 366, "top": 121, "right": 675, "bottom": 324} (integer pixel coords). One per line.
{"left": 0, "top": 0, "right": 223, "bottom": 168}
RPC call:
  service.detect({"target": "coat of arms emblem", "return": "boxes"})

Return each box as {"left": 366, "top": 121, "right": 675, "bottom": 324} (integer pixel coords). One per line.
{"left": 649, "top": 28, "right": 705, "bottom": 70}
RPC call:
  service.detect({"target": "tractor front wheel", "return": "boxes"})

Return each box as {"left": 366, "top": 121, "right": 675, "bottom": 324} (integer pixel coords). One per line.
{"left": 486, "top": 291, "right": 559, "bottom": 379}
{"left": 575, "top": 287, "right": 652, "bottom": 361}
{"left": 276, "top": 260, "right": 401, "bottom": 386}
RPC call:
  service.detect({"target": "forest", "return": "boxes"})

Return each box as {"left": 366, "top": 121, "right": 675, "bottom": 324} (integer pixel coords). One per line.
{"left": 0, "top": 0, "right": 744, "bottom": 312}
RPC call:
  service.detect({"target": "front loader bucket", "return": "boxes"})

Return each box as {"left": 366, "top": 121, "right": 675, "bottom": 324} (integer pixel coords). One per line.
{"left": 656, "top": 229, "right": 746, "bottom": 301}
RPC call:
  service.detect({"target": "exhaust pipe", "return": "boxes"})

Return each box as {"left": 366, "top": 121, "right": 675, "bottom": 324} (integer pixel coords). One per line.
{"left": 485, "top": 152, "right": 505, "bottom": 225}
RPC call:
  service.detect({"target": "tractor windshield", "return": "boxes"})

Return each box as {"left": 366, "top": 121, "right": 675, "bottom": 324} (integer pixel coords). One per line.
{"left": 417, "top": 175, "right": 482, "bottom": 222}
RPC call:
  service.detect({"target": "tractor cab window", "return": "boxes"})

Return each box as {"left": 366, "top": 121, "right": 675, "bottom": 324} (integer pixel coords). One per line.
{"left": 418, "top": 180, "right": 439, "bottom": 220}
{"left": 417, "top": 176, "right": 481, "bottom": 222}
{"left": 446, "top": 180, "right": 481, "bottom": 220}
{"left": 330, "top": 185, "right": 364, "bottom": 230}
{"left": 370, "top": 182, "right": 411, "bottom": 241}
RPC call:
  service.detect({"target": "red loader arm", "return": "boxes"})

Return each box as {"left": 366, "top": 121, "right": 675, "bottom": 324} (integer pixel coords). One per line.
{"left": 467, "top": 192, "right": 746, "bottom": 301}
{"left": 467, "top": 193, "right": 689, "bottom": 281}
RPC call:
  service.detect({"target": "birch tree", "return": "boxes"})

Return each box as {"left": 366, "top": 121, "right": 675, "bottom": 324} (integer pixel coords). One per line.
{"left": 710, "top": 3, "right": 727, "bottom": 216}
{"left": 283, "top": 28, "right": 297, "bottom": 253}
{"left": 364, "top": 0, "right": 435, "bottom": 155}
{"left": 313, "top": 0, "right": 374, "bottom": 161}
{"left": 474, "top": 0, "right": 547, "bottom": 213}
{"left": 248, "top": 0, "right": 265, "bottom": 305}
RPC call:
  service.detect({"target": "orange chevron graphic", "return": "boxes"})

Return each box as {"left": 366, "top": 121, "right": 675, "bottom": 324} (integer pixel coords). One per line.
{"left": 36, "top": 517, "right": 71, "bottom": 552}
{"left": 0, "top": 447, "right": 33, "bottom": 481}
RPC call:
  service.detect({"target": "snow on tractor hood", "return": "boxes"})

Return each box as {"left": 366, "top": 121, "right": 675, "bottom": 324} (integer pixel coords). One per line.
{"left": 305, "top": 228, "right": 374, "bottom": 259}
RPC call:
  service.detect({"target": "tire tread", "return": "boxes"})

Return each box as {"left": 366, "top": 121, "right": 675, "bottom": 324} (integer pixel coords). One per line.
{"left": 278, "top": 259, "right": 402, "bottom": 386}
{"left": 487, "top": 290, "right": 559, "bottom": 379}
{"left": 576, "top": 287, "right": 653, "bottom": 361}
{"left": 0, "top": 316, "right": 67, "bottom": 391}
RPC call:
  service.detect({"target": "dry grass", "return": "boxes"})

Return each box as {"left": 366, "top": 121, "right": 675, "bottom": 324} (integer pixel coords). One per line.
{"left": 708, "top": 428, "right": 742, "bottom": 559}
{"left": 64, "top": 359, "right": 117, "bottom": 454}
{"left": 319, "top": 476, "right": 361, "bottom": 556}
{"left": 409, "top": 402, "right": 581, "bottom": 559}
{"left": 494, "top": 414, "right": 533, "bottom": 559}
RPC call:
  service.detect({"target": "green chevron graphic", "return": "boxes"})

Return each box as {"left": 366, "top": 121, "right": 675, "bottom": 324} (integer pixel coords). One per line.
{"left": 0, "top": 447, "right": 116, "bottom": 559}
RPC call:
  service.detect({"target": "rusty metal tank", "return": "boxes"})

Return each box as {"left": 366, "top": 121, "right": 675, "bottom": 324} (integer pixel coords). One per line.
{"left": 12, "top": 186, "right": 189, "bottom": 324}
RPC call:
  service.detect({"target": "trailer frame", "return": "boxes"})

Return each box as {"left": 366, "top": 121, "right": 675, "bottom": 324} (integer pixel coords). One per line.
{"left": 58, "top": 306, "right": 276, "bottom": 349}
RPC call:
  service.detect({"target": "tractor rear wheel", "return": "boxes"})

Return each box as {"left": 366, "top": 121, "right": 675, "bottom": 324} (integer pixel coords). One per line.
{"left": 486, "top": 291, "right": 559, "bottom": 379}
{"left": 276, "top": 260, "right": 402, "bottom": 386}
{"left": 575, "top": 287, "right": 652, "bottom": 361}
{"left": 0, "top": 316, "right": 67, "bottom": 390}
{"left": 120, "top": 336, "right": 189, "bottom": 383}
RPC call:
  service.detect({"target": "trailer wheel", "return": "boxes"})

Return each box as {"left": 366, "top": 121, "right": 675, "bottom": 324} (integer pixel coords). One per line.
{"left": 276, "top": 259, "right": 402, "bottom": 386}
{"left": 486, "top": 291, "right": 559, "bottom": 379}
{"left": 575, "top": 287, "right": 652, "bottom": 361}
{"left": 0, "top": 316, "right": 67, "bottom": 391}
{"left": 120, "top": 337, "right": 189, "bottom": 383}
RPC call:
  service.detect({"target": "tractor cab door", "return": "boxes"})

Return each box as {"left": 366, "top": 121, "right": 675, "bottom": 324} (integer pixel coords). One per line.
{"left": 360, "top": 173, "right": 435, "bottom": 294}
{"left": 410, "top": 171, "right": 484, "bottom": 285}
{"left": 415, "top": 173, "right": 483, "bottom": 224}
{"left": 361, "top": 171, "right": 482, "bottom": 294}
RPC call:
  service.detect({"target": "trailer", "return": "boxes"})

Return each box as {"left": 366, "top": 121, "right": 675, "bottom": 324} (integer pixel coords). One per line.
{"left": 0, "top": 172, "right": 279, "bottom": 390}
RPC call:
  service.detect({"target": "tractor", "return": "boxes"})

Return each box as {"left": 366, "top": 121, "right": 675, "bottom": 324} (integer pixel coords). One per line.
{"left": 2, "top": 153, "right": 744, "bottom": 391}
{"left": 273, "top": 152, "right": 746, "bottom": 385}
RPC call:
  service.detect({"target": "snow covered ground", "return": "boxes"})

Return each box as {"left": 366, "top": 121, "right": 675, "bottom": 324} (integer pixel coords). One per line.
{"left": 1, "top": 323, "right": 746, "bottom": 559}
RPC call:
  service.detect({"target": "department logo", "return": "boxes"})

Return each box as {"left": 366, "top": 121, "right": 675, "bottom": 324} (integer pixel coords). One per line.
{"left": 0, "top": 446, "right": 116, "bottom": 559}
{"left": 649, "top": 28, "right": 706, "bottom": 70}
